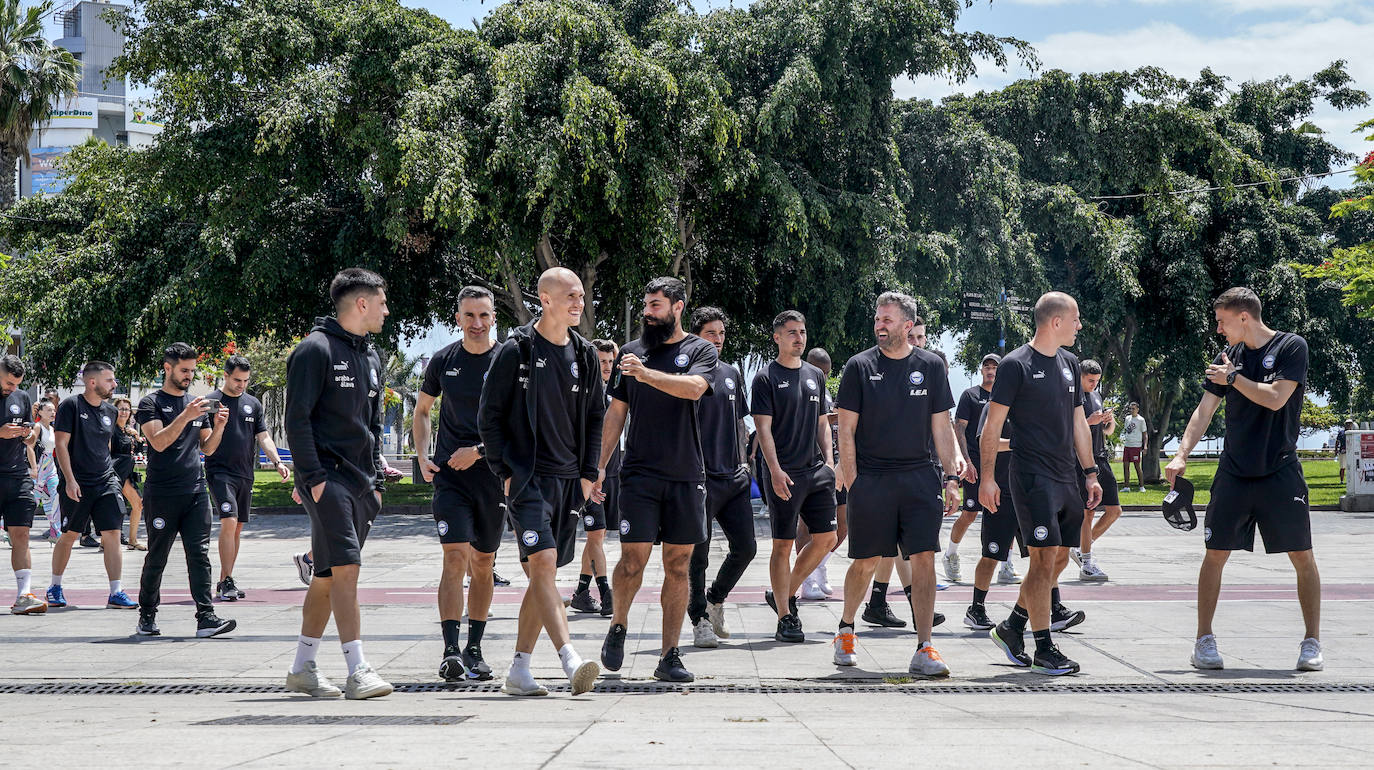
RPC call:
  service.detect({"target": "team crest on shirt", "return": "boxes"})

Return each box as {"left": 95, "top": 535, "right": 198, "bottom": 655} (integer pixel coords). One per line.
{"left": 675, "top": 353, "right": 689, "bottom": 368}
{"left": 522, "top": 530, "right": 539, "bottom": 546}
{"left": 1061, "top": 367, "right": 1072, "bottom": 382}
{"left": 1033, "top": 525, "right": 1048, "bottom": 541}
{"left": 725, "top": 377, "right": 735, "bottom": 390}
{"left": 620, "top": 519, "right": 630, "bottom": 535}
{"left": 571, "top": 361, "right": 579, "bottom": 378}
{"left": 242, "top": 404, "right": 253, "bottom": 415}
{"left": 1262, "top": 354, "right": 1276, "bottom": 369}
{"left": 437, "top": 520, "right": 449, "bottom": 537}
{"left": 152, "top": 517, "right": 166, "bottom": 530}
{"left": 370, "top": 369, "right": 379, "bottom": 386}
{"left": 806, "top": 378, "right": 817, "bottom": 390}
{"left": 101, "top": 415, "right": 112, "bottom": 426}
{"left": 7, "top": 404, "right": 17, "bottom": 415}
{"left": 909, "top": 371, "right": 924, "bottom": 386}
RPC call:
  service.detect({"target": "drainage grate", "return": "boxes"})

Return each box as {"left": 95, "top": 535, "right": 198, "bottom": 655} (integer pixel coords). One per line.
{"left": 195, "top": 715, "right": 470, "bottom": 726}
{"left": 1, "top": 681, "right": 1372, "bottom": 696}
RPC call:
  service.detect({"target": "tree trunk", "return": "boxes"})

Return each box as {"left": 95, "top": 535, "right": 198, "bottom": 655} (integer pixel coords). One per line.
{"left": 1142, "top": 386, "right": 1178, "bottom": 483}
{"left": 0, "top": 149, "right": 18, "bottom": 209}
{"left": 496, "top": 251, "right": 535, "bottom": 326}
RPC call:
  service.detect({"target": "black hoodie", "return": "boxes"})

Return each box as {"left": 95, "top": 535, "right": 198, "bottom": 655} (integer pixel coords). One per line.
{"left": 478, "top": 321, "right": 605, "bottom": 498}
{"left": 285, "top": 316, "right": 385, "bottom": 495}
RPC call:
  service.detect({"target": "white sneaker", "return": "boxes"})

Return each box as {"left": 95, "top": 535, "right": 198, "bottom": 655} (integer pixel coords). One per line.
{"left": 816, "top": 561, "right": 833, "bottom": 596}
{"left": 344, "top": 664, "right": 393, "bottom": 700}
{"left": 1079, "top": 561, "right": 1109, "bottom": 582}
{"left": 567, "top": 659, "right": 600, "bottom": 695}
{"left": 503, "top": 665, "right": 549, "bottom": 696}
{"left": 693, "top": 617, "right": 719, "bottom": 649}
{"left": 908, "top": 642, "right": 950, "bottom": 678}
{"left": 800, "top": 577, "right": 826, "bottom": 601}
{"left": 998, "top": 560, "right": 1021, "bottom": 585}
{"left": 1069, "top": 547, "right": 1083, "bottom": 567}
{"left": 942, "top": 551, "right": 962, "bottom": 583}
{"left": 1191, "top": 634, "right": 1224, "bottom": 670}
{"left": 706, "top": 601, "right": 730, "bottom": 639}
{"left": 1297, "top": 638, "right": 1323, "bottom": 671}
{"left": 292, "top": 553, "right": 313, "bottom": 586}
{"left": 833, "top": 630, "right": 858, "bottom": 666}
{"left": 285, "top": 661, "right": 342, "bottom": 698}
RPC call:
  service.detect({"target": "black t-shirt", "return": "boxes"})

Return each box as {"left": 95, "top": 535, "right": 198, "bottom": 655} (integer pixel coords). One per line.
{"left": 698, "top": 361, "right": 746, "bottom": 478}
{"left": 204, "top": 390, "right": 265, "bottom": 480}
{"left": 54, "top": 394, "right": 118, "bottom": 486}
{"left": 990, "top": 344, "right": 1082, "bottom": 483}
{"left": 531, "top": 331, "right": 580, "bottom": 478}
{"left": 954, "top": 385, "right": 991, "bottom": 462}
{"left": 608, "top": 334, "right": 718, "bottom": 481}
{"left": 824, "top": 391, "right": 839, "bottom": 465}
{"left": 836, "top": 346, "right": 955, "bottom": 474}
{"left": 751, "top": 360, "right": 826, "bottom": 474}
{"left": 1203, "top": 331, "right": 1308, "bottom": 478}
{"left": 420, "top": 341, "right": 493, "bottom": 463}
{"left": 602, "top": 388, "right": 623, "bottom": 476}
{"left": 1082, "top": 389, "right": 1108, "bottom": 461}
{"left": 0, "top": 389, "right": 33, "bottom": 478}
{"left": 976, "top": 398, "right": 1014, "bottom": 481}
{"left": 137, "top": 391, "right": 208, "bottom": 495}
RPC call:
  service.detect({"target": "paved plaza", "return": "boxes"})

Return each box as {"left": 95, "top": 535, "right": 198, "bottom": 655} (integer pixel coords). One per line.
{"left": 3, "top": 508, "right": 1372, "bottom": 768}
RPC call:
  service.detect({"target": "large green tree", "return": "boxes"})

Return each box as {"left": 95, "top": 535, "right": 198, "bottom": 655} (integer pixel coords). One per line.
{"left": 0, "top": 0, "right": 80, "bottom": 208}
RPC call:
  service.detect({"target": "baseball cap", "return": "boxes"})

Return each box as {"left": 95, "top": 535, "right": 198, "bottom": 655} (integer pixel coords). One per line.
{"left": 980, "top": 353, "right": 1002, "bottom": 366}
{"left": 1162, "top": 477, "right": 1197, "bottom": 531}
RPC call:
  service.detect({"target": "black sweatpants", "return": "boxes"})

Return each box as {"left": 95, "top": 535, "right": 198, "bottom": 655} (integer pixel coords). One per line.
{"left": 688, "top": 472, "right": 758, "bottom": 624}
{"left": 139, "top": 489, "right": 214, "bottom": 617}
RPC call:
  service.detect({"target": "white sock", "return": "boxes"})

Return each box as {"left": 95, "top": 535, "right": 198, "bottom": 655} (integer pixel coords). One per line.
{"left": 341, "top": 639, "right": 367, "bottom": 674}
{"left": 558, "top": 644, "right": 583, "bottom": 679}
{"left": 109, "top": 579, "right": 121, "bottom": 595}
{"left": 511, "top": 651, "right": 532, "bottom": 672}
{"left": 944, "top": 540, "right": 959, "bottom": 557}
{"left": 818, "top": 552, "right": 831, "bottom": 569}
{"left": 1081, "top": 551, "right": 1092, "bottom": 564}
{"left": 50, "top": 573, "right": 62, "bottom": 587}
{"left": 16, "top": 569, "right": 31, "bottom": 597}
{"left": 507, "top": 652, "right": 538, "bottom": 688}
{"left": 291, "top": 635, "right": 322, "bottom": 675}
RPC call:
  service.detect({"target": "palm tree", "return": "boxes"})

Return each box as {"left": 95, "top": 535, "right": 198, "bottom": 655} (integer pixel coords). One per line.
{"left": 380, "top": 350, "right": 424, "bottom": 452}
{"left": 0, "top": 0, "right": 81, "bottom": 208}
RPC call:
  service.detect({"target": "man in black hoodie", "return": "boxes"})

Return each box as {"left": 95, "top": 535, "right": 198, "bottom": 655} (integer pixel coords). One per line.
{"left": 283, "top": 268, "right": 392, "bottom": 701}
{"left": 479, "top": 267, "right": 604, "bottom": 697}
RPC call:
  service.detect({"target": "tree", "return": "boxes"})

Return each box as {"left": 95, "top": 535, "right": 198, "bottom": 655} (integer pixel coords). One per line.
{"left": 0, "top": 0, "right": 80, "bottom": 208}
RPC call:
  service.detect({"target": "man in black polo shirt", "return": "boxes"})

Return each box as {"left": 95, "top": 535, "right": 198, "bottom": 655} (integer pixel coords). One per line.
{"left": 1166, "top": 287, "right": 1323, "bottom": 672}
{"left": 952, "top": 354, "right": 1016, "bottom": 586}
{"left": 754, "top": 310, "right": 836, "bottom": 644}
{"left": 415, "top": 285, "right": 503, "bottom": 682}
{"left": 833, "top": 292, "right": 965, "bottom": 677}
{"left": 283, "top": 268, "right": 392, "bottom": 700}
{"left": 45, "top": 361, "right": 136, "bottom": 610}
{"left": 596, "top": 276, "right": 717, "bottom": 683}
{"left": 686, "top": 307, "right": 756, "bottom": 648}
{"left": 205, "top": 354, "right": 290, "bottom": 603}
{"left": 480, "top": 268, "right": 604, "bottom": 697}
{"left": 980, "top": 292, "right": 1101, "bottom": 676}
{"left": 135, "top": 343, "right": 236, "bottom": 638}
{"left": 1, "top": 356, "right": 44, "bottom": 615}
{"left": 1073, "top": 359, "right": 1119, "bottom": 581}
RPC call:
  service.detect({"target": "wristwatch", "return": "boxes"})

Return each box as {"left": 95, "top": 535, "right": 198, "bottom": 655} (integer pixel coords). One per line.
{"left": 1082, "top": 467, "right": 1099, "bottom": 476}
{"left": 1226, "top": 370, "right": 1238, "bottom": 386}
{"left": 944, "top": 474, "right": 960, "bottom": 483}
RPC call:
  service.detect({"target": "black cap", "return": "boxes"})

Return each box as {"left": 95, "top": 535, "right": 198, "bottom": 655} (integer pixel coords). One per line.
{"left": 980, "top": 353, "right": 1002, "bottom": 366}
{"left": 1162, "top": 477, "right": 1197, "bottom": 531}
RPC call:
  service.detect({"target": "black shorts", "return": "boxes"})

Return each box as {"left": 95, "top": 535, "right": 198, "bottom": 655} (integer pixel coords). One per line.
{"left": 506, "top": 475, "right": 582, "bottom": 567}
{"left": 961, "top": 477, "right": 983, "bottom": 514}
{"left": 1008, "top": 466, "right": 1083, "bottom": 549}
{"left": 595, "top": 474, "right": 620, "bottom": 534}
{"left": 209, "top": 474, "right": 253, "bottom": 523}
{"left": 1204, "top": 462, "right": 1311, "bottom": 553}
{"left": 835, "top": 486, "right": 848, "bottom": 506}
{"left": 297, "top": 475, "right": 381, "bottom": 578}
{"left": 1079, "top": 458, "right": 1120, "bottom": 510}
{"left": 764, "top": 464, "right": 837, "bottom": 540}
{"left": 58, "top": 475, "right": 125, "bottom": 534}
{"left": 0, "top": 475, "right": 36, "bottom": 528}
{"left": 432, "top": 464, "right": 505, "bottom": 552}
{"left": 617, "top": 472, "right": 707, "bottom": 545}
{"left": 982, "top": 466, "right": 1026, "bottom": 561}
{"left": 846, "top": 467, "right": 943, "bottom": 559}
{"left": 582, "top": 481, "right": 608, "bottom": 533}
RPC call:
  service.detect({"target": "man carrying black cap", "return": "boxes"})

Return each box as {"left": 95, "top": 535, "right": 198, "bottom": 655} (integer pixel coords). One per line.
{"left": 1166, "top": 287, "right": 1321, "bottom": 672}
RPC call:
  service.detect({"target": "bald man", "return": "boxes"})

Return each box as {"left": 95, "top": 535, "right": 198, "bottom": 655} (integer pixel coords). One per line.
{"left": 480, "top": 267, "right": 604, "bottom": 696}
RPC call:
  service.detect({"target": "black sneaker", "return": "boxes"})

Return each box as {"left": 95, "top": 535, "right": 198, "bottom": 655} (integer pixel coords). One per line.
{"left": 439, "top": 647, "right": 469, "bottom": 682}
{"left": 462, "top": 646, "right": 494, "bottom": 681}
{"left": 196, "top": 613, "right": 237, "bottom": 638}
{"left": 79, "top": 534, "right": 99, "bottom": 548}
{"left": 231, "top": 577, "right": 245, "bottom": 599}
{"left": 764, "top": 590, "right": 799, "bottom": 618}
{"left": 216, "top": 579, "right": 238, "bottom": 603}
{"left": 932, "top": 612, "right": 946, "bottom": 628}
{"left": 1050, "top": 604, "right": 1086, "bottom": 632}
{"left": 136, "top": 613, "right": 160, "bottom": 636}
{"left": 601, "top": 623, "right": 627, "bottom": 671}
{"left": 990, "top": 622, "right": 1031, "bottom": 667}
{"left": 598, "top": 587, "right": 613, "bottom": 617}
{"left": 120, "top": 532, "right": 130, "bottom": 546}
{"left": 963, "top": 604, "right": 995, "bottom": 630}
{"left": 861, "top": 602, "right": 907, "bottom": 628}
{"left": 1032, "top": 643, "right": 1081, "bottom": 676}
{"left": 569, "top": 587, "right": 601, "bottom": 614}
{"left": 492, "top": 571, "right": 511, "bottom": 587}
{"left": 775, "top": 613, "right": 804, "bottom": 643}
{"left": 653, "top": 647, "right": 694, "bottom": 683}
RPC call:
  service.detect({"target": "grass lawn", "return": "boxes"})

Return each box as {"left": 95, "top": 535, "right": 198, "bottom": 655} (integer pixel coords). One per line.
{"left": 251, "top": 470, "right": 434, "bottom": 507}
{"left": 1115, "top": 458, "right": 1343, "bottom": 508}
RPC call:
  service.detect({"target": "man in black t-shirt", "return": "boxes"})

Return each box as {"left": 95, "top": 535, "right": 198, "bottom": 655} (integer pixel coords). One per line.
{"left": 949, "top": 354, "right": 1003, "bottom": 585}
{"left": 980, "top": 292, "right": 1101, "bottom": 677}
{"left": 414, "top": 286, "right": 503, "bottom": 682}
{"left": 0, "top": 356, "right": 44, "bottom": 614}
{"left": 833, "top": 292, "right": 966, "bottom": 678}
{"left": 685, "top": 307, "right": 756, "bottom": 649}
{"left": 1166, "top": 287, "right": 1323, "bottom": 672}
{"left": 565, "top": 338, "right": 620, "bottom": 617}
{"left": 1072, "top": 360, "right": 1119, "bottom": 582}
{"left": 135, "top": 342, "right": 235, "bottom": 639}
{"left": 753, "top": 310, "right": 836, "bottom": 644}
{"left": 205, "top": 354, "right": 289, "bottom": 603}
{"left": 45, "top": 361, "right": 135, "bottom": 610}
{"left": 480, "top": 268, "right": 604, "bottom": 697}
{"left": 595, "top": 277, "right": 717, "bottom": 684}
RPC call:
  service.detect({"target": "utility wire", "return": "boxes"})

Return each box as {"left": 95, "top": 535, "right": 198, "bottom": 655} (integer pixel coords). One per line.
{"left": 1089, "top": 167, "right": 1357, "bottom": 201}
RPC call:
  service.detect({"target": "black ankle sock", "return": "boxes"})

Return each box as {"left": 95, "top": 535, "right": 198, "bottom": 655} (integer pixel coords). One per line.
{"left": 441, "top": 619, "right": 462, "bottom": 651}
{"left": 972, "top": 587, "right": 988, "bottom": 607}
{"left": 839, "top": 621, "right": 855, "bottom": 633}
{"left": 1051, "top": 587, "right": 1061, "bottom": 607}
{"left": 577, "top": 574, "right": 592, "bottom": 592}
{"left": 596, "top": 576, "right": 611, "bottom": 593}
{"left": 1007, "top": 604, "right": 1029, "bottom": 633}
{"left": 467, "top": 618, "right": 487, "bottom": 650}
{"left": 870, "top": 581, "right": 889, "bottom": 606}
{"left": 902, "top": 585, "right": 913, "bottom": 600}
{"left": 1033, "top": 628, "right": 1054, "bottom": 653}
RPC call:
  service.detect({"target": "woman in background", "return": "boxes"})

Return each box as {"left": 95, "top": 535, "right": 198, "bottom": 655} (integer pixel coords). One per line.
{"left": 111, "top": 395, "right": 147, "bottom": 550}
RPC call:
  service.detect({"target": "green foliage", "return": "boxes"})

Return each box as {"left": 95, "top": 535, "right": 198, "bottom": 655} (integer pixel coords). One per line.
{"left": 1294, "top": 118, "right": 1374, "bottom": 321}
